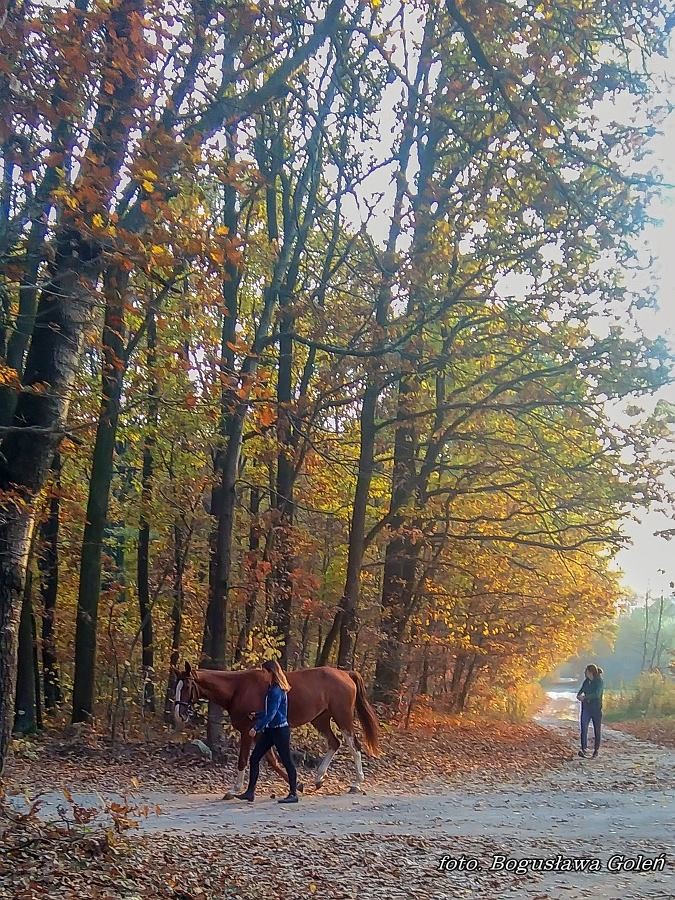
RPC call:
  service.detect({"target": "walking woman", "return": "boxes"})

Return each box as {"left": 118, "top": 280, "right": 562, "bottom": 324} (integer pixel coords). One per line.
{"left": 577, "top": 664, "right": 604, "bottom": 758}
{"left": 237, "top": 659, "right": 299, "bottom": 804}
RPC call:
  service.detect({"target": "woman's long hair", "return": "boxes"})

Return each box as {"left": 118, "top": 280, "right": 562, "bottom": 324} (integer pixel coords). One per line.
{"left": 262, "top": 659, "right": 291, "bottom": 692}
{"left": 586, "top": 664, "right": 603, "bottom": 679}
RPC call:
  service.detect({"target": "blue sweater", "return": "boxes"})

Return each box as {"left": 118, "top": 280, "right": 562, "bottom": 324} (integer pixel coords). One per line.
{"left": 255, "top": 683, "right": 289, "bottom": 732}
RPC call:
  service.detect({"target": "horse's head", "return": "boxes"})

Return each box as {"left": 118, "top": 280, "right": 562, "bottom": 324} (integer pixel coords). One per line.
{"left": 173, "top": 662, "right": 200, "bottom": 727}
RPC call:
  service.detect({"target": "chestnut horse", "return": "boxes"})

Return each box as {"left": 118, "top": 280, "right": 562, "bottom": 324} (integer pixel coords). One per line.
{"left": 173, "top": 663, "right": 379, "bottom": 796}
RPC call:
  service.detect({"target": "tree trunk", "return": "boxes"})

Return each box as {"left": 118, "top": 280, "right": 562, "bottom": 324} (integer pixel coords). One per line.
{"left": 314, "top": 622, "right": 323, "bottom": 667}
{"left": 270, "top": 291, "right": 296, "bottom": 665}
{"left": 649, "top": 594, "right": 665, "bottom": 671}
{"left": 235, "top": 486, "right": 261, "bottom": 662}
{"left": 447, "top": 653, "right": 478, "bottom": 713}
{"left": 0, "top": 228, "right": 101, "bottom": 772}
{"left": 72, "top": 266, "right": 128, "bottom": 723}
{"left": 164, "top": 521, "right": 188, "bottom": 722}
{"left": 40, "top": 454, "right": 62, "bottom": 710}
{"left": 420, "top": 642, "right": 430, "bottom": 695}
{"left": 297, "top": 613, "right": 310, "bottom": 668}
{"left": 0, "top": 0, "right": 89, "bottom": 426}
{"left": 319, "top": 381, "right": 379, "bottom": 668}
{"left": 2, "top": 0, "right": 149, "bottom": 759}
{"left": 203, "top": 170, "right": 241, "bottom": 749}
{"left": 641, "top": 590, "right": 650, "bottom": 672}
{"left": 373, "top": 536, "right": 420, "bottom": 703}
{"left": 31, "top": 606, "right": 43, "bottom": 731}
{"left": 14, "top": 568, "right": 38, "bottom": 735}
{"left": 137, "top": 308, "right": 158, "bottom": 713}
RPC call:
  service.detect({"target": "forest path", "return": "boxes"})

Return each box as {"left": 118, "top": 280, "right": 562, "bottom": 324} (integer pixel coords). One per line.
{"left": 12, "top": 712, "right": 674, "bottom": 899}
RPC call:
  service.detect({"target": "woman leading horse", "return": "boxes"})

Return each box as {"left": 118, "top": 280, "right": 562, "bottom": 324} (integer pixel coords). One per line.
{"left": 238, "top": 659, "right": 298, "bottom": 804}
{"left": 173, "top": 662, "right": 379, "bottom": 797}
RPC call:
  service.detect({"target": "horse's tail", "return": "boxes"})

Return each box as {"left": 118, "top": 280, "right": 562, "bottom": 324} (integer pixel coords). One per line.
{"left": 349, "top": 671, "right": 380, "bottom": 757}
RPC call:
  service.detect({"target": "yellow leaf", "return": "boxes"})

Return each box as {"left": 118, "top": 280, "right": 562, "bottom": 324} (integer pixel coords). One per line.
{"left": 92, "top": 213, "right": 104, "bottom": 228}
{"left": 142, "top": 180, "right": 155, "bottom": 192}
{"left": 0, "top": 364, "right": 18, "bottom": 386}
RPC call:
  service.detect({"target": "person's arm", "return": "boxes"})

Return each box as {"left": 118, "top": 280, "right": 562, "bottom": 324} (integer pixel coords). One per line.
{"left": 586, "top": 677, "right": 603, "bottom": 702}
{"left": 577, "top": 679, "right": 588, "bottom": 700}
{"left": 255, "top": 685, "right": 282, "bottom": 733}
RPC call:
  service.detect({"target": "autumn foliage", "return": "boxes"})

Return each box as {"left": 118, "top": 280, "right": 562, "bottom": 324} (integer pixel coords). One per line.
{"left": 0, "top": 0, "right": 673, "bottom": 763}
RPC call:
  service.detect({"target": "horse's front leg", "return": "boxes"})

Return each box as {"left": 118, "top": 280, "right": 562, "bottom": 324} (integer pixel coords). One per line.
{"left": 223, "top": 729, "right": 252, "bottom": 800}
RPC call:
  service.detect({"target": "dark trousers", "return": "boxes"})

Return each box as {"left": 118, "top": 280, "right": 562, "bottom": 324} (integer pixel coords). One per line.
{"left": 580, "top": 703, "right": 602, "bottom": 752}
{"left": 246, "top": 725, "right": 297, "bottom": 795}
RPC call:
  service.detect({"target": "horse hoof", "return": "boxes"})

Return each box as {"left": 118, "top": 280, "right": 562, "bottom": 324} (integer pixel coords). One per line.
{"left": 348, "top": 785, "right": 365, "bottom": 795}
{"left": 297, "top": 782, "right": 305, "bottom": 794}
{"left": 314, "top": 778, "right": 325, "bottom": 790}
{"left": 222, "top": 791, "right": 235, "bottom": 800}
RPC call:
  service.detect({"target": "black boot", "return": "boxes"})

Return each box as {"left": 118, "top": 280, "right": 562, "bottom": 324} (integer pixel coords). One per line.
{"left": 578, "top": 749, "right": 588, "bottom": 758}
{"left": 278, "top": 793, "right": 299, "bottom": 804}
{"left": 236, "top": 791, "right": 255, "bottom": 802}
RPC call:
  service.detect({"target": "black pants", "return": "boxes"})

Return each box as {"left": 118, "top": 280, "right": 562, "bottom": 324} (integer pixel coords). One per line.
{"left": 246, "top": 725, "right": 297, "bottom": 795}
{"left": 580, "top": 703, "right": 602, "bottom": 752}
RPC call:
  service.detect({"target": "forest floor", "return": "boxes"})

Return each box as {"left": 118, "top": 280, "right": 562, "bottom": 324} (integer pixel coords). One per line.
{"left": 1, "top": 705, "right": 673, "bottom": 900}
{"left": 608, "top": 716, "right": 675, "bottom": 750}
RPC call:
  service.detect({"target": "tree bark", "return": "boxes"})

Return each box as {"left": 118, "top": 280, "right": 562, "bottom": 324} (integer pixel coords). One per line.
{"left": 164, "top": 520, "right": 188, "bottom": 722}
{"left": 137, "top": 308, "right": 158, "bottom": 713}
{"left": 373, "top": 375, "right": 420, "bottom": 703}
{"left": 270, "top": 292, "right": 296, "bottom": 666}
{"left": 2, "top": 0, "right": 146, "bottom": 753}
{"left": 14, "top": 567, "right": 38, "bottom": 735}
{"left": 0, "top": 227, "right": 101, "bottom": 772}
{"left": 203, "top": 168, "right": 241, "bottom": 748}
{"left": 235, "top": 486, "right": 262, "bottom": 662}
{"left": 318, "top": 381, "right": 378, "bottom": 668}
{"left": 40, "top": 454, "right": 62, "bottom": 710}
{"left": 72, "top": 266, "right": 128, "bottom": 723}
{"left": 31, "top": 605, "right": 43, "bottom": 730}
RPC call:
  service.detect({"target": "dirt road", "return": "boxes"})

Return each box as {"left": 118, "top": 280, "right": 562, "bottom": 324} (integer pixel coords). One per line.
{"left": 13, "top": 716, "right": 673, "bottom": 899}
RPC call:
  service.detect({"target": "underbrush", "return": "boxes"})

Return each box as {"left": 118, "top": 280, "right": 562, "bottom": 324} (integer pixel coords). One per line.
{"left": 604, "top": 673, "right": 675, "bottom": 722}
{"left": 481, "top": 682, "right": 547, "bottom": 722}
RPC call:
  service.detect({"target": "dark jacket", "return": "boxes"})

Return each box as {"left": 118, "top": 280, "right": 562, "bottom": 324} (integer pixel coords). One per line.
{"left": 255, "top": 683, "right": 289, "bottom": 732}
{"left": 577, "top": 676, "right": 604, "bottom": 709}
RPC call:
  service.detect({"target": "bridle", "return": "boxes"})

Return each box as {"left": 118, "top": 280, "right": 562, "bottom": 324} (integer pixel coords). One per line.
{"left": 174, "top": 674, "right": 200, "bottom": 722}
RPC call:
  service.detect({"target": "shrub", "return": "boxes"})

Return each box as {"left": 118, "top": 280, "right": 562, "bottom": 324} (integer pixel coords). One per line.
{"left": 605, "top": 673, "right": 675, "bottom": 720}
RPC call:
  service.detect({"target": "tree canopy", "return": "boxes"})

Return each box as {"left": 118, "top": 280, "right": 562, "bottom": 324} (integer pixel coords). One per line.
{"left": 0, "top": 0, "right": 673, "bottom": 765}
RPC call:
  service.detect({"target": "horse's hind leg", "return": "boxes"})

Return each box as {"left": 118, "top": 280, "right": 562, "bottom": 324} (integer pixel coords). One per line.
{"left": 263, "top": 746, "right": 301, "bottom": 791}
{"left": 312, "top": 711, "right": 341, "bottom": 788}
{"left": 331, "top": 696, "right": 366, "bottom": 793}
{"left": 341, "top": 729, "right": 365, "bottom": 793}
